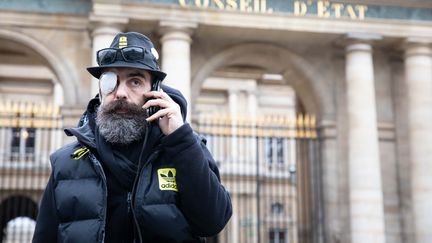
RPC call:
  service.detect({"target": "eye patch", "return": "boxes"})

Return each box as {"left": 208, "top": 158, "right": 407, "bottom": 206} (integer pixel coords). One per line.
{"left": 99, "top": 72, "right": 118, "bottom": 96}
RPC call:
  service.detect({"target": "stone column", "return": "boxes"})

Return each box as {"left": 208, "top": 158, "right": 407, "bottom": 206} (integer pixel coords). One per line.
{"left": 228, "top": 89, "right": 239, "bottom": 119}
{"left": 345, "top": 34, "right": 386, "bottom": 243}
{"left": 228, "top": 89, "right": 239, "bottom": 162}
{"left": 89, "top": 19, "right": 126, "bottom": 97}
{"left": 247, "top": 90, "right": 257, "bottom": 118}
{"left": 159, "top": 21, "right": 197, "bottom": 121}
{"left": 53, "top": 82, "right": 64, "bottom": 106}
{"left": 404, "top": 39, "right": 432, "bottom": 243}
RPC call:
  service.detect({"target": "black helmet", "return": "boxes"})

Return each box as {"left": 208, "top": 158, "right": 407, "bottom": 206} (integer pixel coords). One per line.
{"left": 87, "top": 32, "right": 166, "bottom": 80}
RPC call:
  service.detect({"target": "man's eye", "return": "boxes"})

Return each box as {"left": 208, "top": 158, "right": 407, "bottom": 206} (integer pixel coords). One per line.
{"left": 129, "top": 79, "right": 142, "bottom": 87}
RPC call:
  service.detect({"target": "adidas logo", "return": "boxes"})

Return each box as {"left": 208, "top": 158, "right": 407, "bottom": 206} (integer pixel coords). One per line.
{"left": 157, "top": 168, "right": 178, "bottom": 192}
{"left": 160, "top": 170, "right": 176, "bottom": 183}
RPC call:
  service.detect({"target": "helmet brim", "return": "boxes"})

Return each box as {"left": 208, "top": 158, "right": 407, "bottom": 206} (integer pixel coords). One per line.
{"left": 87, "top": 61, "right": 167, "bottom": 80}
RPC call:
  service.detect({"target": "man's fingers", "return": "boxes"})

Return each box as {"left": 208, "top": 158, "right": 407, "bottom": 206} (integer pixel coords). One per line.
{"left": 143, "top": 90, "right": 175, "bottom": 103}
{"left": 142, "top": 98, "right": 171, "bottom": 110}
{"left": 145, "top": 107, "right": 176, "bottom": 122}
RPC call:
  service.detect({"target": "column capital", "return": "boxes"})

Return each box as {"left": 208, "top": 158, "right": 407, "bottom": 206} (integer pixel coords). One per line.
{"left": 89, "top": 14, "right": 129, "bottom": 36}
{"left": 228, "top": 88, "right": 240, "bottom": 94}
{"left": 158, "top": 20, "right": 197, "bottom": 38}
{"left": 345, "top": 32, "right": 382, "bottom": 42}
{"left": 404, "top": 37, "right": 432, "bottom": 45}
{"left": 403, "top": 37, "right": 432, "bottom": 57}
{"left": 336, "top": 32, "right": 382, "bottom": 51}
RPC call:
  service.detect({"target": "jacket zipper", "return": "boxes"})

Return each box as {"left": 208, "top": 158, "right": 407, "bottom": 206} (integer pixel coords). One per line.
{"left": 130, "top": 122, "right": 165, "bottom": 243}
{"left": 132, "top": 147, "right": 163, "bottom": 239}
{"left": 130, "top": 175, "right": 142, "bottom": 242}
{"left": 89, "top": 153, "right": 108, "bottom": 243}
{"left": 130, "top": 122, "right": 151, "bottom": 243}
{"left": 127, "top": 192, "right": 132, "bottom": 214}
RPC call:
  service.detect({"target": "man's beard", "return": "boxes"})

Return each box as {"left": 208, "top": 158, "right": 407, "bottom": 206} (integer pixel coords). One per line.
{"left": 96, "top": 100, "right": 147, "bottom": 145}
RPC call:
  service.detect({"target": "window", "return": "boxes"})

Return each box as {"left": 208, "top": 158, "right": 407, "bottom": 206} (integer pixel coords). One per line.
{"left": 276, "top": 138, "right": 283, "bottom": 164}
{"left": 266, "top": 137, "right": 273, "bottom": 164}
{"left": 10, "top": 127, "right": 36, "bottom": 161}
{"left": 11, "top": 128, "right": 21, "bottom": 154}
{"left": 269, "top": 229, "right": 287, "bottom": 243}
{"left": 266, "top": 137, "right": 284, "bottom": 164}
{"left": 271, "top": 202, "right": 284, "bottom": 215}
{"left": 25, "top": 128, "right": 36, "bottom": 154}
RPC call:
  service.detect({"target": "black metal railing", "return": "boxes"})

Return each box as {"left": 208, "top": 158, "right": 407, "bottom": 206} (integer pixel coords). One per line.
{"left": 194, "top": 113, "right": 320, "bottom": 243}
{"left": 0, "top": 101, "right": 61, "bottom": 243}
{"left": 0, "top": 103, "right": 321, "bottom": 243}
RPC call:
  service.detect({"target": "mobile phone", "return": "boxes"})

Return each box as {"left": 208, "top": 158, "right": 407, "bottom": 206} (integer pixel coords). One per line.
{"left": 146, "top": 78, "right": 161, "bottom": 117}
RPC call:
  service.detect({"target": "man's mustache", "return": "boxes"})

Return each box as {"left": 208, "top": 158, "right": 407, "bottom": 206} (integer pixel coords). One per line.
{"left": 102, "top": 100, "right": 145, "bottom": 116}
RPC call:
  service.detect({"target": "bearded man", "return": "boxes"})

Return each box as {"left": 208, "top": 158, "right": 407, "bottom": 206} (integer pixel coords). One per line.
{"left": 32, "top": 32, "right": 232, "bottom": 243}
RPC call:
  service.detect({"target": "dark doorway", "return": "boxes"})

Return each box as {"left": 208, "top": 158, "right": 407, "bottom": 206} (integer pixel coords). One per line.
{"left": 0, "top": 195, "right": 38, "bottom": 243}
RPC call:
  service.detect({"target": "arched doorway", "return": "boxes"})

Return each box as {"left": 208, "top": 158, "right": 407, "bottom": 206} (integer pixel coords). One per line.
{"left": 0, "top": 31, "right": 68, "bottom": 241}
{"left": 0, "top": 195, "right": 38, "bottom": 243}
{"left": 192, "top": 43, "right": 325, "bottom": 243}
{"left": 0, "top": 29, "right": 79, "bottom": 105}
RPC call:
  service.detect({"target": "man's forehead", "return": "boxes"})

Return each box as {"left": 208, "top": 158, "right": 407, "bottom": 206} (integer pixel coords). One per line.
{"left": 104, "top": 67, "right": 150, "bottom": 76}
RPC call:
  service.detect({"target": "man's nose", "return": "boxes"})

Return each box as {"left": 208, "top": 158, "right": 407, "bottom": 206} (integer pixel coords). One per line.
{"left": 114, "top": 81, "right": 128, "bottom": 100}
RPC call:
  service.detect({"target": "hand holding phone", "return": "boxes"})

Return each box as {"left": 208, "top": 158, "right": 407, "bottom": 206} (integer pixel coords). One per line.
{"left": 142, "top": 87, "right": 184, "bottom": 135}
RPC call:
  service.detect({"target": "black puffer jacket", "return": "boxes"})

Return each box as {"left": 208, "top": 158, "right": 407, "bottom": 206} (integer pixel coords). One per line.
{"left": 32, "top": 85, "right": 232, "bottom": 243}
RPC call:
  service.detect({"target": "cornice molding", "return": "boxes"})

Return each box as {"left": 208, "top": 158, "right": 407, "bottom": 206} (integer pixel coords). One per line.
{"left": 0, "top": 10, "right": 88, "bottom": 30}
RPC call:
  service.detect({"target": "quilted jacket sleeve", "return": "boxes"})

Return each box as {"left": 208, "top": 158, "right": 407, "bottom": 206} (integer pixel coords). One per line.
{"left": 32, "top": 173, "right": 59, "bottom": 243}
{"left": 161, "top": 123, "right": 232, "bottom": 236}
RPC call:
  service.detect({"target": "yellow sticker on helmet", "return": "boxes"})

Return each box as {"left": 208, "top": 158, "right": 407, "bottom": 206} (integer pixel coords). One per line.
{"left": 119, "top": 36, "right": 127, "bottom": 48}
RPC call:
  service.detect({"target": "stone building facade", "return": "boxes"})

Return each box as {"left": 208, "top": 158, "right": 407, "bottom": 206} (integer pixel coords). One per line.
{"left": 0, "top": 0, "right": 431, "bottom": 243}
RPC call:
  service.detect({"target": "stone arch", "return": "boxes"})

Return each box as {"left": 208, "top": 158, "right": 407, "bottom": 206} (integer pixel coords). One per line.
{"left": 190, "top": 43, "right": 329, "bottom": 243}
{"left": 0, "top": 195, "right": 38, "bottom": 243}
{"left": 191, "top": 43, "right": 332, "bottom": 117}
{"left": 0, "top": 29, "right": 78, "bottom": 105}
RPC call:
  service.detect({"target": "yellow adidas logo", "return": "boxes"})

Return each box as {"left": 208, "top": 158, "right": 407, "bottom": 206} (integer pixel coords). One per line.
{"left": 157, "top": 168, "right": 178, "bottom": 192}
